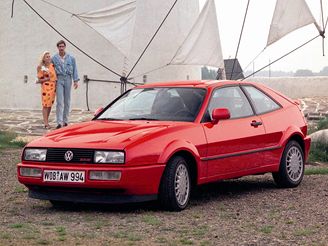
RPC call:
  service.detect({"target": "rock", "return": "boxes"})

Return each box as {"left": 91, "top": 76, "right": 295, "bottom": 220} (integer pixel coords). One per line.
{"left": 309, "top": 129, "right": 328, "bottom": 143}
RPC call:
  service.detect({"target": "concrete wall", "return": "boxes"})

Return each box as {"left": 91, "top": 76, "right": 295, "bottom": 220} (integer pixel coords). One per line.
{"left": 246, "top": 77, "right": 328, "bottom": 99}
{"left": 0, "top": 0, "right": 200, "bottom": 110}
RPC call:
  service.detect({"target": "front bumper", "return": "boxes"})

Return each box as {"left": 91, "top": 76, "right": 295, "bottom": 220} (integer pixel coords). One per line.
{"left": 17, "top": 163, "right": 165, "bottom": 200}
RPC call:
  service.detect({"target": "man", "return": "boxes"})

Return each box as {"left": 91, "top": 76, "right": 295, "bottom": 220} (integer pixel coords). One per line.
{"left": 52, "top": 40, "right": 79, "bottom": 129}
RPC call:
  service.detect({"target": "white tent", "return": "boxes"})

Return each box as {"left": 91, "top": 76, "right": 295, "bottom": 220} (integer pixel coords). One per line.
{"left": 267, "top": 0, "right": 321, "bottom": 47}
{"left": 76, "top": 0, "right": 224, "bottom": 76}
{"left": 170, "top": 0, "right": 223, "bottom": 68}
{"left": 76, "top": 0, "right": 137, "bottom": 58}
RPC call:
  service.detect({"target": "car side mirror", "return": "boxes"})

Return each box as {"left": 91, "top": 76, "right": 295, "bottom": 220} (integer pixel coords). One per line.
{"left": 94, "top": 107, "right": 104, "bottom": 117}
{"left": 212, "top": 108, "right": 230, "bottom": 124}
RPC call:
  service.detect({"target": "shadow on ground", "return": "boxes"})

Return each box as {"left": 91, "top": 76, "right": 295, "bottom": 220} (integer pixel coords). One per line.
{"left": 43, "top": 176, "right": 278, "bottom": 213}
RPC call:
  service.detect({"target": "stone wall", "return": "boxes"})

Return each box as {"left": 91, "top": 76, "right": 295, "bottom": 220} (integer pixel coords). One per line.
{"left": 247, "top": 77, "right": 328, "bottom": 99}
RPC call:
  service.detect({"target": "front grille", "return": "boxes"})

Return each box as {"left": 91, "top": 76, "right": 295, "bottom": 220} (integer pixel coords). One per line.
{"left": 46, "top": 148, "right": 94, "bottom": 164}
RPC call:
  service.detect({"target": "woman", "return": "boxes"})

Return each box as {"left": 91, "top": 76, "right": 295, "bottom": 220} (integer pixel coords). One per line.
{"left": 37, "top": 51, "right": 57, "bottom": 129}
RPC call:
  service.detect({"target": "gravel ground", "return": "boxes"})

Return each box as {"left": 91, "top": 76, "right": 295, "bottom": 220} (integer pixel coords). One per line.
{"left": 1, "top": 149, "right": 328, "bottom": 246}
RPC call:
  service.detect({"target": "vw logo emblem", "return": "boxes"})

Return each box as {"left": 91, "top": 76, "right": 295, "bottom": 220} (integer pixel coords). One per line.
{"left": 64, "top": 151, "right": 74, "bottom": 162}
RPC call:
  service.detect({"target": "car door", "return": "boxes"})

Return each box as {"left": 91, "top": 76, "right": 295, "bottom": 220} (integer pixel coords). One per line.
{"left": 241, "top": 85, "right": 283, "bottom": 167}
{"left": 202, "top": 86, "right": 266, "bottom": 179}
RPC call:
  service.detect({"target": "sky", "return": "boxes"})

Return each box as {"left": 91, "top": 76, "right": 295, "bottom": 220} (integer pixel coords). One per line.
{"left": 199, "top": 0, "right": 328, "bottom": 73}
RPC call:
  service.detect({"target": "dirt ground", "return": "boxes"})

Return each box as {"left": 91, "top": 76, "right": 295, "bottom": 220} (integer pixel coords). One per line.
{"left": 1, "top": 149, "right": 328, "bottom": 246}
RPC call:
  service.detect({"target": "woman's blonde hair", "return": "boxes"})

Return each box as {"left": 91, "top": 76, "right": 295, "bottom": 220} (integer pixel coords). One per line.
{"left": 38, "top": 51, "right": 51, "bottom": 68}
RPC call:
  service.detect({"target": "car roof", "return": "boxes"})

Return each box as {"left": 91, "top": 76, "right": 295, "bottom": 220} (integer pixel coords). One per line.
{"left": 136, "top": 80, "right": 258, "bottom": 89}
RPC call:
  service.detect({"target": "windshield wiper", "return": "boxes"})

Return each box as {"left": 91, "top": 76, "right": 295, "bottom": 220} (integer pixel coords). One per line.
{"left": 128, "top": 117, "right": 159, "bottom": 121}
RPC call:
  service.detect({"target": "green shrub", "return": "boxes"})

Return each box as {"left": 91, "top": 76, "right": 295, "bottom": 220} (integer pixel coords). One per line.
{"left": 0, "top": 131, "right": 26, "bottom": 149}
{"left": 309, "top": 141, "right": 328, "bottom": 163}
{"left": 308, "top": 117, "right": 328, "bottom": 163}
{"left": 317, "top": 117, "right": 328, "bottom": 131}
{"left": 309, "top": 117, "right": 328, "bottom": 134}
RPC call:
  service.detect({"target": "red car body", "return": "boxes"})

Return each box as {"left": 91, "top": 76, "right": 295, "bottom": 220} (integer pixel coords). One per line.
{"left": 17, "top": 80, "right": 311, "bottom": 209}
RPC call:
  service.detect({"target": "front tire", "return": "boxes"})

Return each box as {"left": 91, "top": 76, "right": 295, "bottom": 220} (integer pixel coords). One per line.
{"left": 159, "top": 156, "right": 191, "bottom": 211}
{"left": 272, "top": 140, "right": 304, "bottom": 188}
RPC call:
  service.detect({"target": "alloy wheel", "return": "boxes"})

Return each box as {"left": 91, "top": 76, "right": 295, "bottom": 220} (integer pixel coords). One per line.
{"left": 286, "top": 146, "right": 303, "bottom": 182}
{"left": 174, "top": 163, "right": 190, "bottom": 207}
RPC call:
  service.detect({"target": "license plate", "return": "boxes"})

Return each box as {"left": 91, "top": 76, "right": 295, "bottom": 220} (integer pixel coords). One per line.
{"left": 43, "top": 170, "right": 85, "bottom": 183}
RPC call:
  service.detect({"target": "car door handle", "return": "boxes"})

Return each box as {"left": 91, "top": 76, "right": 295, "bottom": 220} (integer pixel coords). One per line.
{"left": 251, "top": 120, "right": 262, "bottom": 127}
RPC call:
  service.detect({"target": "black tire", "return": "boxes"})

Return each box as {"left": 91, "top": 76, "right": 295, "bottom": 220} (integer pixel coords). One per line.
{"left": 272, "top": 140, "right": 304, "bottom": 188}
{"left": 159, "top": 156, "right": 191, "bottom": 211}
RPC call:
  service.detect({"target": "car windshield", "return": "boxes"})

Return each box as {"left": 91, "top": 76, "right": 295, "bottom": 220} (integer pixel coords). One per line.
{"left": 96, "top": 87, "right": 206, "bottom": 122}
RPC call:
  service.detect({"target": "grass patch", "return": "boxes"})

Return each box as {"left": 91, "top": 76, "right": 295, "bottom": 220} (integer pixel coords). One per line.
{"left": 268, "top": 209, "right": 280, "bottom": 219}
{"left": 0, "top": 131, "right": 26, "bottom": 149}
{"left": 142, "top": 215, "right": 161, "bottom": 226}
{"left": 127, "top": 233, "right": 142, "bottom": 242}
{"left": 55, "top": 226, "right": 66, "bottom": 237}
{"left": 41, "top": 221, "right": 55, "bottom": 226}
{"left": 305, "top": 167, "right": 328, "bottom": 175}
{"left": 191, "top": 225, "right": 209, "bottom": 238}
{"left": 259, "top": 225, "right": 274, "bottom": 234}
{"left": 0, "top": 232, "right": 11, "bottom": 239}
{"left": 286, "top": 220, "right": 294, "bottom": 225}
{"left": 180, "top": 238, "right": 194, "bottom": 245}
{"left": 9, "top": 223, "right": 24, "bottom": 229}
{"left": 112, "top": 231, "right": 141, "bottom": 242}
{"left": 294, "top": 228, "right": 316, "bottom": 237}
{"left": 94, "top": 221, "right": 107, "bottom": 230}
{"left": 58, "top": 236, "right": 66, "bottom": 241}
{"left": 14, "top": 186, "right": 28, "bottom": 193}
{"left": 200, "top": 241, "right": 210, "bottom": 246}
{"left": 112, "top": 231, "right": 128, "bottom": 239}
{"left": 22, "top": 234, "right": 37, "bottom": 240}
{"left": 156, "top": 237, "right": 168, "bottom": 244}
{"left": 36, "top": 239, "right": 50, "bottom": 245}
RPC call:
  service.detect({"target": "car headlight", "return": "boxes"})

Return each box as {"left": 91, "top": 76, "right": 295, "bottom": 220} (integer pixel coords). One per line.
{"left": 24, "top": 148, "right": 47, "bottom": 161}
{"left": 94, "top": 151, "right": 125, "bottom": 164}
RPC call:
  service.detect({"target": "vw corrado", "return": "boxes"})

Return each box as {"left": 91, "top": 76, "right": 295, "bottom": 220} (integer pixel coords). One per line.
{"left": 18, "top": 80, "right": 310, "bottom": 211}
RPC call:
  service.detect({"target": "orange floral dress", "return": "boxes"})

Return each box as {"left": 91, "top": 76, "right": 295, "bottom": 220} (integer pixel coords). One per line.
{"left": 37, "top": 63, "right": 57, "bottom": 107}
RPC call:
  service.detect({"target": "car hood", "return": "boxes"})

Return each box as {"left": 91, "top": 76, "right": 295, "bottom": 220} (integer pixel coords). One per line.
{"left": 28, "top": 120, "right": 174, "bottom": 149}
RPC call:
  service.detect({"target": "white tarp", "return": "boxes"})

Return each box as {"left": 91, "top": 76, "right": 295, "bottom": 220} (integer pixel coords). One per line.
{"left": 267, "top": 0, "right": 321, "bottom": 47}
{"left": 170, "top": 0, "right": 223, "bottom": 68}
{"left": 76, "top": 0, "right": 136, "bottom": 57}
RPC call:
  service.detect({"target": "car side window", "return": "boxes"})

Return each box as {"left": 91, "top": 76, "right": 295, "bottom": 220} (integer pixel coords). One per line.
{"left": 206, "top": 86, "right": 254, "bottom": 120}
{"left": 242, "top": 86, "right": 280, "bottom": 114}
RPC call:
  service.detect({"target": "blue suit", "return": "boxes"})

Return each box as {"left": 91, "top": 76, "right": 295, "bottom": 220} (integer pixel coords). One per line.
{"left": 52, "top": 53, "right": 79, "bottom": 126}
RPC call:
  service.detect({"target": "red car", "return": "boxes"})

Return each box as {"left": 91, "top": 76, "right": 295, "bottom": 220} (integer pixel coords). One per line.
{"left": 17, "top": 80, "right": 310, "bottom": 211}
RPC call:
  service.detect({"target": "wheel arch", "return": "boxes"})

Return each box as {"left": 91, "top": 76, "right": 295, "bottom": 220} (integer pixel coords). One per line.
{"left": 280, "top": 126, "right": 305, "bottom": 151}
{"left": 287, "top": 134, "right": 305, "bottom": 154}
{"left": 158, "top": 140, "right": 201, "bottom": 187}
{"left": 168, "top": 150, "right": 198, "bottom": 187}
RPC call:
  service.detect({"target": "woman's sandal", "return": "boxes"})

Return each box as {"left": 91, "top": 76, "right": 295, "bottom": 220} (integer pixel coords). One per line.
{"left": 44, "top": 124, "right": 51, "bottom": 129}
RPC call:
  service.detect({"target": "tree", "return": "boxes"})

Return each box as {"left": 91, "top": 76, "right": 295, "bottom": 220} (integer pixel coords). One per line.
{"left": 294, "top": 69, "right": 314, "bottom": 77}
{"left": 318, "top": 66, "right": 328, "bottom": 76}
{"left": 201, "top": 67, "right": 217, "bottom": 80}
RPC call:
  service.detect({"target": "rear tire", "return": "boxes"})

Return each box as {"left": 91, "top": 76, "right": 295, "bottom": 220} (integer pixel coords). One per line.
{"left": 159, "top": 156, "right": 191, "bottom": 211}
{"left": 272, "top": 140, "right": 304, "bottom": 188}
